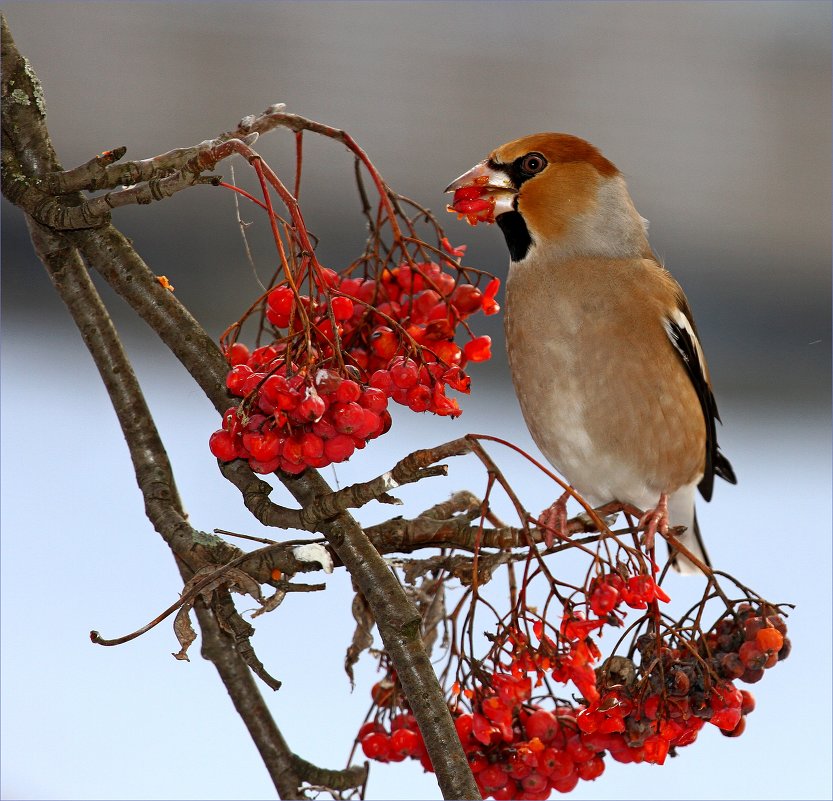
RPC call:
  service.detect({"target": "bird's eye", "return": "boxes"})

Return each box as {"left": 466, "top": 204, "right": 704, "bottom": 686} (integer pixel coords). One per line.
{"left": 519, "top": 152, "right": 547, "bottom": 176}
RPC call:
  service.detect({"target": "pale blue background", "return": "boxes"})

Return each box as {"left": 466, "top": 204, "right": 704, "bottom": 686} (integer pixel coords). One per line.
{"left": 2, "top": 3, "right": 830, "bottom": 800}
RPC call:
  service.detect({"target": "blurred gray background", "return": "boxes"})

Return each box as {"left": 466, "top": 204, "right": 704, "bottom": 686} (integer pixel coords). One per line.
{"left": 2, "top": 3, "right": 831, "bottom": 801}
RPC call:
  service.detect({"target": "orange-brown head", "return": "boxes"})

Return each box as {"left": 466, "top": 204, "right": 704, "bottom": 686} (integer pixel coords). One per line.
{"left": 446, "top": 133, "right": 649, "bottom": 262}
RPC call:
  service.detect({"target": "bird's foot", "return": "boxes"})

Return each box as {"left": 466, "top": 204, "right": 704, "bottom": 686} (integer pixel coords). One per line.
{"left": 537, "top": 490, "right": 572, "bottom": 548}
{"left": 638, "top": 493, "right": 669, "bottom": 551}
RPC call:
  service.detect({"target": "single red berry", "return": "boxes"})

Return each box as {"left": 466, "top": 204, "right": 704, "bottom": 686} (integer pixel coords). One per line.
{"left": 370, "top": 327, "right": 398, "bottom": 360}
{"left": 330, "top": 296, "right": 354, "bottom": 321}
{"left": 265, "top": 307, "right": 290, "bottom": 328}
{"left": 323, "top": 434, "right": 355, "bottom": 463}
{"left": 778, "top": 636, "right": 792, "bottom": 661}
{"left": 738, "top": 640, "right": 766, "bottom": 670}
{"left": 242, "top": 429, "right": 282, "bottom": 463}
{"left": 479, "top": 764, "right": 509, "bottom": 792}
{"left": 551, "top": 771, "right": 579, "bottom": 793}
{"left": 353, "top": 408, "right": 381, "bottom": 439}
{"left": 741, "top": 666, "right": 765, "bottom": 683}
{"left": 454, "top": 713, "right": 474, "bottom": 745}
{"left": 390, "top": 712, "right": 418, "bottom": 731}
{"left": 433, "top": 340, "right": 463, "bottom": 366}
{"left": 330, "top": 402, "right": 365, "bottom": 434}
{"left": 226, "top": 364, "right": 254, "bottom": 396}
{"left": 359, "top": 387, "right": 388, "bottom": 413}
{"left": 521, "top": 772, "right": 549, "bottom": 793}
{"left": 312, "top": 417, "right": 337, "bottom": 440}
{"left": 297, "top": 390, "right": 326, "bottom": 422}
{"left": 299, "top": 432, "right": 324, "bottom": 460}
{"left": 267, "top": 285, "right": 295, "bottom": 315}
{"left": 590, "top": 582, "right": 620, "bottom": 615}
{"left": 565, "top": 733, "right": 595, "bottom": 763}
{"left": 357, "top": 721, "right": 385, "bottom": 740}
{"left": 721, "top": 717, "right": 747, "bottom": 738}
{"left": 226, "top": 342, "right": 250, "bottom": 365}
{"left": 463, "top": 335, "right": 492, "bottom": 363}
{"left": 249, "top": 455, "right": 282, "bottom": 474}
{"left": 538, "top": 748, "right": 574, "bottom": 781}
{"left": 492, "top": 782, "right": 520, "bottom": 801}
{"left": 318, "top": 267, "right": 340, "bottom": 288}
{"left": 390, "top": 357, "right": 420, "bottom": 388}
{"left": 360, "top": 731, "right": 391, "bottom": 761}
{"left": 315, "top": 317, "right": 340, "bottom": 343}
{"left": 314, "top": 368, "right": 342, "bottom": 394}
{"left": 336, "top": 379, "right": 362, "bottom": 403}
{"left": 406, "top": 384, "right": 432, "bottom": 412}
{"left": 450, "top": 284, "right": 483, "bottom": 315}
{"left": 209, "top": 430, "right": 238, "bottom": 462}
{"left": 743, "top": 616, "right": 766, "bottom": 641}
{"left": 524, "top": 709, "right": 559, "bottom": 743}
{"left": 369, "top": 369, "right": 394, "bottom": 395}
{"left": 576, "top": 755, "right": 605, "bottom": 781}
{"left": 411, "top": 289, "right": 442, "bottom": 322}
{"left": 390, "top": 727, "right": 420, "bottom": 756}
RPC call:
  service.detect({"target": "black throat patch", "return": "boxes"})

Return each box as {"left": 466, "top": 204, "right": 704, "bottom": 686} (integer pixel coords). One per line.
{"left": 496, "top": 211, "right": 533, "bottom": 262}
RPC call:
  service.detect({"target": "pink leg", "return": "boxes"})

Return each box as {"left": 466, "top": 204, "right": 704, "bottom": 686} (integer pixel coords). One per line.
{"left": 638, "top": 493, "right": 669, "bottom": 551}
{"left": 537, "top": 489, "right": 571, "bottom": 548}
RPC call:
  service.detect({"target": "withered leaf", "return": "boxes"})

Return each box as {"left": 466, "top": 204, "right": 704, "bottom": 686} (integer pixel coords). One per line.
{"left": 251, "top": 590, "right": 286, "bottom": 618}
{"left": 172, "top": 604, "right": 197, "bottom": 661}
{"left": 344, "top": 590, "right": 375, "bottom": 686}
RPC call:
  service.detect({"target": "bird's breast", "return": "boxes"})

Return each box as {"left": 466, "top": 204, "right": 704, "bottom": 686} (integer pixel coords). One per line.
{"left": 504, "top": 253, "right": 705, "bottom": 507}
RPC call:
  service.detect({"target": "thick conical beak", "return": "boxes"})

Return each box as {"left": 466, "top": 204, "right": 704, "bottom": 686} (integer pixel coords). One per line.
{"left": 445, "top": 161, "right": 516, "bottom": 225}
{"left": 444, "top": 160, "right": 514, "bottom": 194}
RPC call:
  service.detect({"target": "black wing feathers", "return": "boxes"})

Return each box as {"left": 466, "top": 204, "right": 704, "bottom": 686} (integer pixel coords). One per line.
{"left": 665, "top": 317, "right": 737, "bottom": 501}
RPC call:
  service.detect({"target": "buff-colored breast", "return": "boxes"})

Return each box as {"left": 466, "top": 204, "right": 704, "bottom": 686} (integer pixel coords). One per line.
{"left": 504, "top": 254, "right": 706, "bottom": 508}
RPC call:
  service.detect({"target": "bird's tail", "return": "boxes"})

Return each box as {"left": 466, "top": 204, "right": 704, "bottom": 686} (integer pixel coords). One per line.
{"left": 668, "top": 509, "right": 711, "bottom": 574}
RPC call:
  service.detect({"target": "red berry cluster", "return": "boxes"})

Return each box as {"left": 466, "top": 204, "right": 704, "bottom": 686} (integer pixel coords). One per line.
{"left": 588, "top": 571, "right": 671, "bottom": 615}
{"left": 210, "top": 251, "right": 498, "bottom": 473}
{"left": 453, "top": 674, "right": 606, "bottom": 800}
{"left": 358, "top": 712, "right": 432, "bottom": 772}
{"left": 357, "top": 572, "right": 790, "bottom": 799}
{"left": 700, "top": 603, "right": 791, "bottom": 686}
{"left": 209, "top": 361, "right": 392, "bottom": 474}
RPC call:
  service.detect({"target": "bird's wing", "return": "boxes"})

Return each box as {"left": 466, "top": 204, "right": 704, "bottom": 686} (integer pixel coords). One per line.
{"left": 663, "top": 295, "right": 737, "bottom": 501}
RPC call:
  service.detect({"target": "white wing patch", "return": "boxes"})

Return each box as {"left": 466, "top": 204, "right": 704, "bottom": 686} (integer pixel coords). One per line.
{"left": 664, "top": 308, "right": 707, "bottom": 381}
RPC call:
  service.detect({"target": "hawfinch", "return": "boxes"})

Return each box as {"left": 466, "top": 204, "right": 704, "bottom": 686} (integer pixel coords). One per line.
{"left": 446, "top": 133, "right": 736, "bottom": 572}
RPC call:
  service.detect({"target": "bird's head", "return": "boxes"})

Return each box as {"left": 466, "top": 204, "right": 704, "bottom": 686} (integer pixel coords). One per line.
{"left": 446, "top": 133, "right": 650, "bottom": 262}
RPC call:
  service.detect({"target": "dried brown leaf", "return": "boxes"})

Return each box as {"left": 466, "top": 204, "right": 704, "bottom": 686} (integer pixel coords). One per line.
{"left": 251, "top": 590, "right": 286, "bottom": 618}
{"left": 172, "top": 604, "right": 197, "bottom": 661}
{"left": 344, "top": 590, "right": 375, "bottom": 685}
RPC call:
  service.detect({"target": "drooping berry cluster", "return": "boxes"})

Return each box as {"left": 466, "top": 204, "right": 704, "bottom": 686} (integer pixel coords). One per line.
{"left": 210, "top": 250, "right": 498, "bottom": 473}
{"left": 357, "top": 562, "right": 790, "bottom": 799}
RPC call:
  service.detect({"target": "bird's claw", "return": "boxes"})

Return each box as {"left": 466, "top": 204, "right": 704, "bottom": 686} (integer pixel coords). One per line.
{"left": 638, "top": 493, "right": 669, "bottom": 551}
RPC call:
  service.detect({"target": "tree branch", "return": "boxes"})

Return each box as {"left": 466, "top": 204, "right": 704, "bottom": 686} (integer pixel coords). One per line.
{"left": 2, "top": 14, "right": 480, "bottom": 797}
{"left": 1, "top": 15, "right": 312, "bottom": 799}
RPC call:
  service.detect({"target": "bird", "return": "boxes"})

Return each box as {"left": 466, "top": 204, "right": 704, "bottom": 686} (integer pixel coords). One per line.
{"left": 445, "top": 132, "right": 736, "bottom": 572}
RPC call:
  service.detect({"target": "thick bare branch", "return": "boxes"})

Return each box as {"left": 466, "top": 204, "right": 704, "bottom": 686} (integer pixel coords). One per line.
{"left": 0, "top": 16, "right": 311, "bottom": 799}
